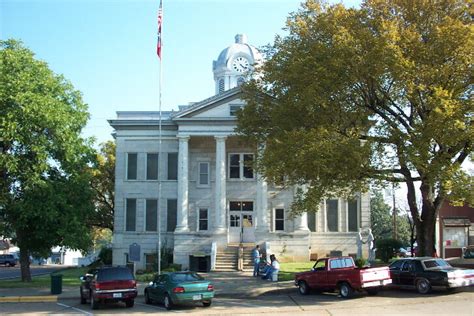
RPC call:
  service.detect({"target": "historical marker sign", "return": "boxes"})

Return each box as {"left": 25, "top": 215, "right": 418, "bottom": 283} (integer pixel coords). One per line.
{"left": 129, "top": 243, "right": 141, "bottom": 262}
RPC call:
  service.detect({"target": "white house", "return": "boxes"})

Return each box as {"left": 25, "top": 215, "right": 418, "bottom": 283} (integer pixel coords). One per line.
{"left": 109, "top": 34, "right": 371, "bottom": 271}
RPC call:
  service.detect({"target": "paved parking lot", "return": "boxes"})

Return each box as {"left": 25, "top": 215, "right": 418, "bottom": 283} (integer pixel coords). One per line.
{"left": 1, "top": 288, "right": 472, "bottom": 315}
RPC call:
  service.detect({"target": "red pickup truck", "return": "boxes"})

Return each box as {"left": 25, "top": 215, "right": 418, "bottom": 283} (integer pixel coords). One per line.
{"left": 295, "top": 256, "right": 392, "bottom": 298}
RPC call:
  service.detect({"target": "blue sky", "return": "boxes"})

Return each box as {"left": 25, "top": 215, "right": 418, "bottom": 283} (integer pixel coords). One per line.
{"left": 1, "top": 0, "right": 361, "bottom": 144}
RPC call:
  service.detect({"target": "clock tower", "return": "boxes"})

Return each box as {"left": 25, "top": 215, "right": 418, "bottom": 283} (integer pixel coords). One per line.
{"left": 213, "top": 34, "right": 262, "bottom": 94}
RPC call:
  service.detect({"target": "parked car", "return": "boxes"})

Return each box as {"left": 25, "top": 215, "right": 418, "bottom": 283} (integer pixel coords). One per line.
{"left": 389, "top": 257, "right": 474, "bottom": 294}
{"left": 144, "top": 271, "right": 214, "bottom": 310}
{"left": 294, "top": 256, "right": 392, "bottom": 298}
{"left": 0, "top": 254, "right": 18, "bottom": 267}
{"left": 79, "top": 266, "right": 137, "bottom": 310}
{"left": 463, "top": 246, "right": 474, "bottom": 259}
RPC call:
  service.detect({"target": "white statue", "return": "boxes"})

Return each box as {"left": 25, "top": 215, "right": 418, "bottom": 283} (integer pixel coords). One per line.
{"left": 367, "top": 229, "right": 376, "bottom": 262}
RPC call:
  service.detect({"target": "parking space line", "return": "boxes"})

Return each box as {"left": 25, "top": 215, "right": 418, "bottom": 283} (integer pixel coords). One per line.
{"left": 56, "top": 302, "right": 93, "bottom": 315}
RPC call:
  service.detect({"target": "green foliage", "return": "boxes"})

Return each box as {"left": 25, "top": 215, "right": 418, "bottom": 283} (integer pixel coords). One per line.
{"left": 238, "top": 0, "right": 473, "bottom": 255}
{"left": 376, "top": 238, "right": 403, "bottom": 263}
{"left": 90, "top": 141, "right": 115, "bottom": 231}
{"left": 0, "top": 39, "right": 96, "bottom": 280}
{"left": 354, "top": 258, "right": 368, "bottom": 268}
{"left": 98, "top": 247, "right": 112, "bottom": 265}
{"left": 370, "top": 190, "right": 412, "bottom": 245}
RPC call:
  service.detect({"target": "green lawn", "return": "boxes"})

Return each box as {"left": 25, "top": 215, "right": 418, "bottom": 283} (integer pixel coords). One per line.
{"left": 278, "top": 261, "right": 314, "bottom": 281}
{"left": 0, "top": 267, "right": 88, "bottom": 288}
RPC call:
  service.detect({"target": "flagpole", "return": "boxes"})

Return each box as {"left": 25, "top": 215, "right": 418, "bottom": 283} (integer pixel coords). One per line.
{"left": 157, "top": 0, "right": 163, "bottom": 276}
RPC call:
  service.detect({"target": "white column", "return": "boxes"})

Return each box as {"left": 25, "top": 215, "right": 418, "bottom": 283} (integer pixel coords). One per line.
{"left": 256, "top": 173, "right": 269, "bottom": 232}
{"left": 295, "top": 212, "right": 310, "bottom": 232}
{"left": 214, "top": 136, "right": 227, "bottom": 233}
{"left": 176, "top": 135, "right": 189, "bottom": 232}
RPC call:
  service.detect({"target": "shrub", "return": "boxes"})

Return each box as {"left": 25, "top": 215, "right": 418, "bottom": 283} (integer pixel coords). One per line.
{"left": 354, "top": 258, "right": 368, "bottom": 268}
{"left": 98, "top": 247, "right": 112, "bottom": 265}
{"left": 163, "top": 263, "right": 182, "bottom": 272}
{"left": 376, "top": 238, "right": 403, "bottom": 263}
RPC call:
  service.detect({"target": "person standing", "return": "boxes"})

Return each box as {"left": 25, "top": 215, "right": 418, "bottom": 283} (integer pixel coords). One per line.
{"left": 252, "top": 245, "right": 261, "bottom": 277}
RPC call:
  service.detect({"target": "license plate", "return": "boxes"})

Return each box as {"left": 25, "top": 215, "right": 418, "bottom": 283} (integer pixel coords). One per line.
{"left": 113, "top": 293, "right": 122, "bottom": 298}
{"left": 192, "top": 294, "right": 201, "bottom": 300}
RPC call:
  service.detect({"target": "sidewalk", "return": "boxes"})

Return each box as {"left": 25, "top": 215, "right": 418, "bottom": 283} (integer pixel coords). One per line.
{"left": 0, "top": 270, "right": 295, "bottom": 303}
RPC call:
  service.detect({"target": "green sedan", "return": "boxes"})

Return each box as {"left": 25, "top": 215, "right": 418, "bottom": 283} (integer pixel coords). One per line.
{"left": 144, "top": 272, "right": 214, "bottom": 310}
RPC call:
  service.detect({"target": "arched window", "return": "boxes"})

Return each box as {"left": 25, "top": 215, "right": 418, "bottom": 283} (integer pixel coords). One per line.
{"left": 218, "top": 79, "right": 225, "bottom": 93}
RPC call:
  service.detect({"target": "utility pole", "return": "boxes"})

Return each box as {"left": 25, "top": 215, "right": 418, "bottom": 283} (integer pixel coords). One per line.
{"left": 392, "top": 183, "right": 397, "bottom": 240}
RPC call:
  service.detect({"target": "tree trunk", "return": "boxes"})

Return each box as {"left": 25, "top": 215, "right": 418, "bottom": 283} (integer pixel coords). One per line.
{"left": 19, "top": 247, "right": 32, "bottom": 282}
{"left": 405, "top": 178, "right": 442, "bottom": 257}
{"left": 417, "top": 182, "right": 443, "bottom": 257}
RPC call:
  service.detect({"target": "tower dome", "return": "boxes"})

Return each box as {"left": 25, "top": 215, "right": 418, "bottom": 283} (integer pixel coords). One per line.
{"left": 212, "top": 34, "right": 263, "bottom": 94}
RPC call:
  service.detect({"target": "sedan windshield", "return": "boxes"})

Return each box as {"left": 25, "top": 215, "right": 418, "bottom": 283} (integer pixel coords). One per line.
{"left": 422, "top": 259, "right": 452, "bottom": 270}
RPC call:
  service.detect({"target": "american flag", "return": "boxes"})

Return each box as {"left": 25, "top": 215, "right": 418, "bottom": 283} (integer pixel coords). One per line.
{"left": 157, "top": 0, "right": 163, "bottom": 59}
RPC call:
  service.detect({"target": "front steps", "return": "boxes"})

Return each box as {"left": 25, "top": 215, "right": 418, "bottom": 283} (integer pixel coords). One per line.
{"left": 214, "top": 245, "right": 256, "bottom": 272}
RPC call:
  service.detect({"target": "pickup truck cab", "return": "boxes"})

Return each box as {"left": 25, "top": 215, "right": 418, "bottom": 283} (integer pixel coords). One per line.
{"left": 295, "top": 256, "right": 392, "bottom": 298}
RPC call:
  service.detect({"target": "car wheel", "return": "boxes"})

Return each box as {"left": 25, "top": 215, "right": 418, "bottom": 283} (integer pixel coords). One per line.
{"left": 339, "top": 282, "right": 354, "bottom": 299}
{"left": 145, "top": 290, "right": 152, "bottom": 304}
{"left": 164, "top": 293, "right": 173, "bottom": 310}
{"left": 416, "top": 278, "right": 431, "bottom": 294}
{"left": 203, "top": 300, "right": 212, "bottom": 307}
{"left": 298, "top": 281, "right": 310, "bottom": 295}
{"left": 125, "top": 299, "right": 134, "bottom": 308}
{"left": 90, "top": 293, "right": 99, "bottom": 310}
{"left": 366, "top": 288, "right": 379, "bottom": 296}
{"left": 80, "top": 288, "right": 86, "bottom": 304}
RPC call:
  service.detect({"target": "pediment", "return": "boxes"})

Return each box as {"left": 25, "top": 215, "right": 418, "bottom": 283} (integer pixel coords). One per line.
{"left": 173, "top": 88, "right": 245, "bottom": 120}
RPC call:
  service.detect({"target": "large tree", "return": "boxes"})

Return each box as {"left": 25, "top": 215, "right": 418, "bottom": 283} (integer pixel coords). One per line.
{"left": 90, "top": 140, "right": 115, "bottom": 231}
{"left": 0, "top": 40, "right": 96, "bottom": 281}
{"left": 238, "top": 0, "right": 473, "bottom": 256}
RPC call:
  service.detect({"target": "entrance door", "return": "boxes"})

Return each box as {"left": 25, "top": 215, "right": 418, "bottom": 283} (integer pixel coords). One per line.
{"left": 229, "top": 201, "right": 255, "bottom": 243}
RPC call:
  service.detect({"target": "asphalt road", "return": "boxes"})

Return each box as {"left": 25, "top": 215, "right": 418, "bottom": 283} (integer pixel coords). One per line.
{"left": 1, "top": 288, "right": 473, "bottom": 315}
{"left": 0, "top": 265, "right": 65, "bottom": 280}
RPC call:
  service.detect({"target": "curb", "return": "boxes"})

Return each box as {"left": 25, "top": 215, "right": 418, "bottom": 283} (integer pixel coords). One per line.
{"left": 0, "top": 295, "right": 58, "bottom": 303}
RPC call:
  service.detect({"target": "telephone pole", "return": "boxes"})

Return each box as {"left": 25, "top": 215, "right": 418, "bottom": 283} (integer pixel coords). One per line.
{"left": 392, "top": 183, "right": 398, "bottom": 240}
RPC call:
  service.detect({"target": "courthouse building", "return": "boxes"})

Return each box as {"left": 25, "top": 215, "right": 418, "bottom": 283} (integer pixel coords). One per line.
{"left": 109, "top": 34, "right": 371, "bottom": 270}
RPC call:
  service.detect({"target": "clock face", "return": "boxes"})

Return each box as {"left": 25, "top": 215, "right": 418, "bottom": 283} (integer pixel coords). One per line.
{"left": 232, "top": 56, "right": 250, "bottom": 73}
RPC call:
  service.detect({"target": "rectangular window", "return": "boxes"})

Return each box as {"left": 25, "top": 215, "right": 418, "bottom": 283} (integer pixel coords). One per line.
{"left": 348, "top": 199, "right": 358, "bottom": 232}
{"left": 228, "top": 154, "right": 254, "bottom": 179}
{"left": 243, "top": 154, "right": 254, "bottom": 179}
{"left": 326, "top": 199, "right": 339, "bottom": 232}
{"left": 230, "top": 201, "right": 253, "bottom": 212}
{"left": 198, "top": 208, "right": 208, "bottom": 231}
{"left": 127, "top": 153, "right": 137, "bottom": 180}
{"left": 145, "top": 199, "right": 158, "bottom": 231}
{"left": 167, "top": 153, "right": 178, "bottom": 180}
{"left": 307, "top": 211, "right": 316, "bottom": 232}
{"left": 125, "top": 198, "right": 136, "bottom": 231}
{"left": 275, "top": 208, "right": 284, "bottom": 231}
{"left": 146, "top": 153, "right": 158, "bottom": 180}
{"left": 198, "top": 162, "right": 210, "bottom": 186}
{"left": 230, "top": 105, "right": 242, "bottom": 116}
{"left": 229, "top": 154, "right": 240, "bottom": 179}
{"left": 167, "top": 199, "right": 177, "bottom": 232}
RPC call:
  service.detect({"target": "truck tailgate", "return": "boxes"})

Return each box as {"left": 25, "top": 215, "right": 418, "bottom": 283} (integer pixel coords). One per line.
{"left": 360, "top": 267, "right": 392, "bottom": 287}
